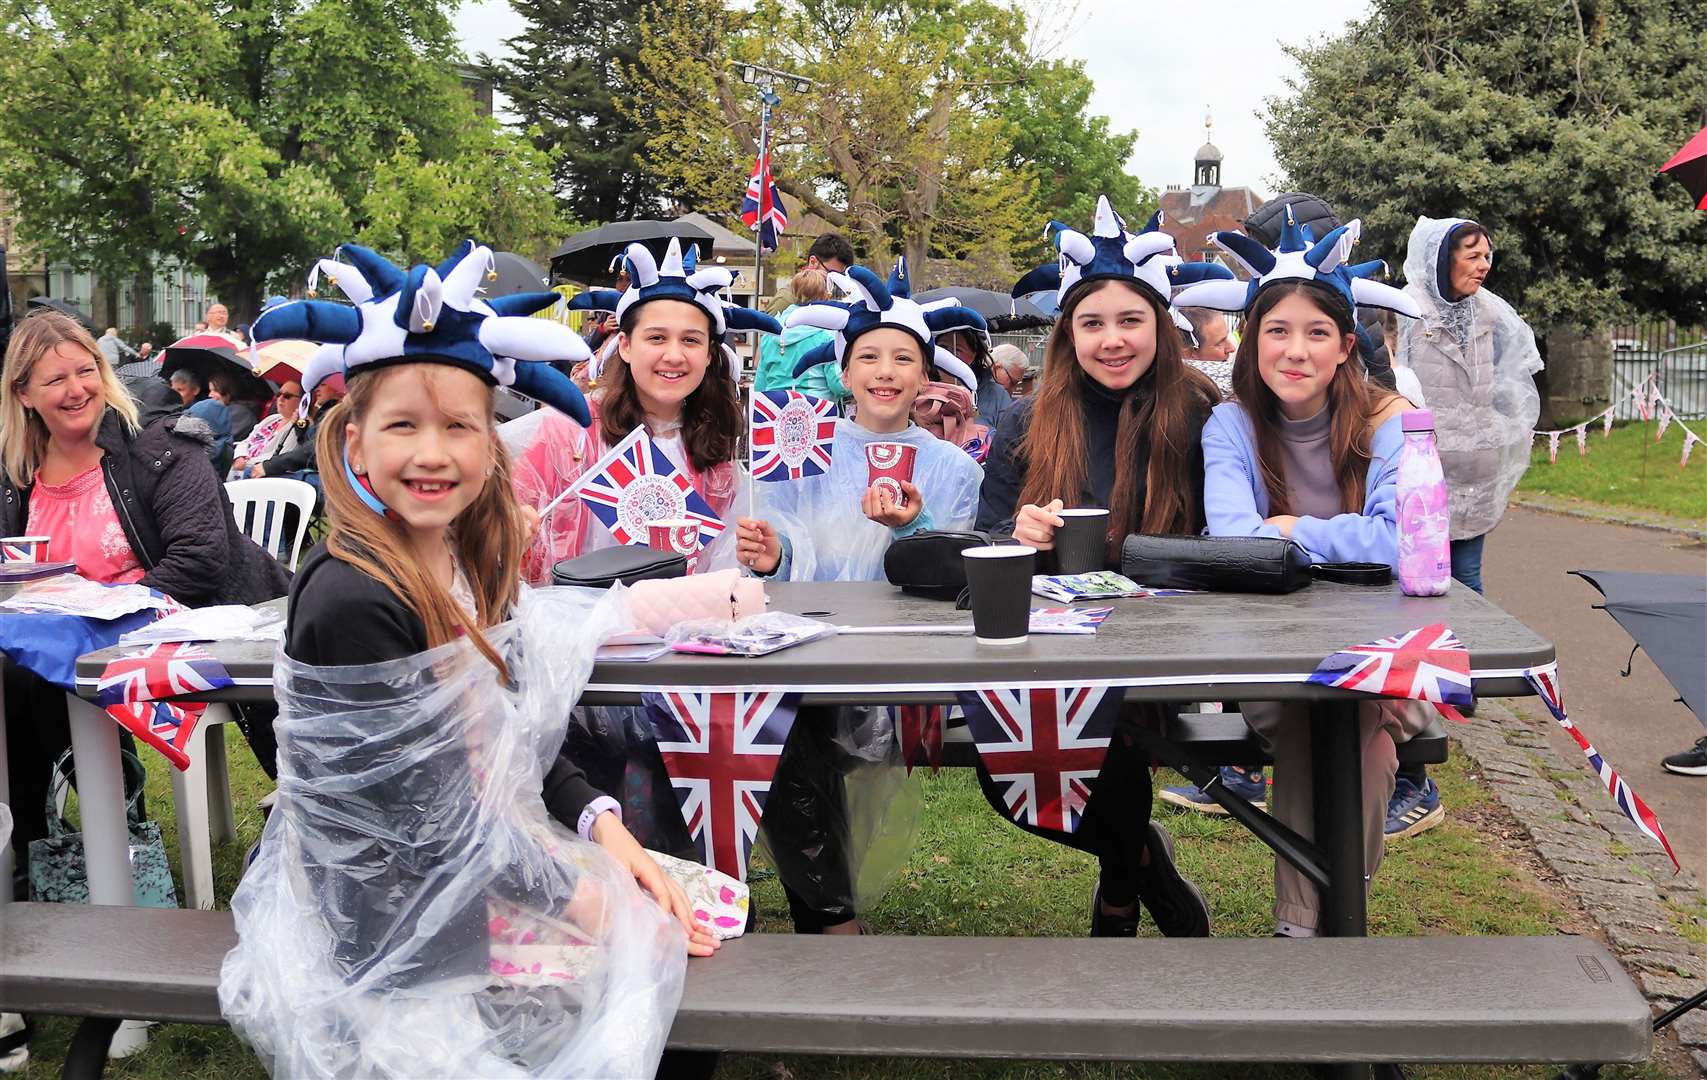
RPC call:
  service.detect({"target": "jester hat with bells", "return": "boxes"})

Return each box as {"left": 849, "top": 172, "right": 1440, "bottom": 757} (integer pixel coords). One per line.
{"left": 784, "top": 261, "right": 987, "bottom": 392}
{"left": 1010, "top": 196, "right": 1235, "bottom": 341}
{"left": 1169, "top": 207, "right": 1421, "bottom": 319}
{"left": 565, "top": 238, "right": 781, "bottom": 370}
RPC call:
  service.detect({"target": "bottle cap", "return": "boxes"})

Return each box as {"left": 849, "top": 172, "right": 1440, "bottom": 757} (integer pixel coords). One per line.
{"left": 1401, "top": 408, "right": 1436, "bottom": 433}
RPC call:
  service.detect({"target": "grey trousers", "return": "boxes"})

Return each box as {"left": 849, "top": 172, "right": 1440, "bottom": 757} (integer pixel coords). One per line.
{"left": 1241, "top": 699, "right": 1434, "bottom": 930}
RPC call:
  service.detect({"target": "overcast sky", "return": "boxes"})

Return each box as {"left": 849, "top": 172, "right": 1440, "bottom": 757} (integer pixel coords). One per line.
{"left": 452, "top": 0, "right": 1373, "bottom": 198}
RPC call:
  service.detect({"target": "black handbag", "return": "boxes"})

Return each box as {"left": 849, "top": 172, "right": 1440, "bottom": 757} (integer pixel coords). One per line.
{"left": 883, "top": 529, "right": 993, "bottom": 600}
{"left": 1120, "top": 534, "right": 1314, "bottom": 594}
{"left": 552, "top": 546, "right": 687, "bottom": 589}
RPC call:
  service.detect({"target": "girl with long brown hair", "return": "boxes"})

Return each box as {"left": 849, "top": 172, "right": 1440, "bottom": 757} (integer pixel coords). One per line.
{"left": 1178, "top": 216, "right": 1433, "bottom": 938}
{"left": 975, "top": 197, "right": 1230, "bottom": 940}
{"left": 505, "top": 238, "right": 778, "bottom": 582}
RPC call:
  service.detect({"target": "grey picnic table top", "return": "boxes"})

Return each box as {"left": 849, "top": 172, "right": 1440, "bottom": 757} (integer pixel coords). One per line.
{"left": 71, "top": 579, "right": 1554, "bottom": 705}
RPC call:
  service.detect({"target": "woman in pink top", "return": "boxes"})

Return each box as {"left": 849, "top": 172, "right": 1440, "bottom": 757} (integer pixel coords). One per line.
{"left": 25, "top": 460, "right": 145, "bottom": 584}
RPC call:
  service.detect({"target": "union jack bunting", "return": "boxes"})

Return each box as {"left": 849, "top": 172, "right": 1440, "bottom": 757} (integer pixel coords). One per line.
{"left": 892, "top": 704, "right": 945, "bottom": 776}
{"left": 643, "top": 690, "right": 801, "bottom": 881}
{"left": 1306, "top": 622, "right": 1473, "bottom": 721}
{"left": 94, "top": 642, "right": 233, "bottom": 771}
{"left": 571, "top": 426, "right": 726, "bottom": 548}
{"left": 956, "top": 686, "right": 1119, "bottom": 833}
{"left": 1526, "top": 664, "right": 1679, "bottom": 872}
{"left": 751, "top": 390, "right": 837, "bottom": 482}
{"left": 739, "top": 128, "right": 789, "bottom": 253}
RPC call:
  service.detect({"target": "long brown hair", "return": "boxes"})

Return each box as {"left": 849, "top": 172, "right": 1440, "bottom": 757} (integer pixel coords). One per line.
{"left": 1230, "top": 280, "right": 1403, "bottom": 515}
{"left": 1017, "top": 279, "right": 1216, "bottom": 552}
{"left": 315, "top": 365, "right": 527, "bottom": 677}
{"left": 600, "top": 299, "right": 742, "bottom": 473}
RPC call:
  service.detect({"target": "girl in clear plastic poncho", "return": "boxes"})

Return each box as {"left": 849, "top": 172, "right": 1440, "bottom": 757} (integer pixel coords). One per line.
{"left": 730, "top": 267, "right": 982, "bottom": 934}
{"left": 502, "top": 239, "right": 779, "bottom": 585}
{"left": 223, "top": 241, "right": 712, "bottom": 1079}
{"left": 1396, "top": 216, "right": 1542, "bottom": 594}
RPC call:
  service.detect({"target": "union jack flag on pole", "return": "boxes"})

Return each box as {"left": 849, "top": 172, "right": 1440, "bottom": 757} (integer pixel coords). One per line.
{"left": 739, "top": 124, "right": 788, "bottom": 253}
{"left": 1526, "top": 664, "right": 1679, "bottom": 872}
{"left": 94, "top": 642, "right": 234, "bottom": 770}
{"left": 643, "top": 690, "right": 802, "bottom": 881}
{"left": 751, "top": 390, "right": 837, "bottom": 482}
{"left": 956, "top": 686, "right": 1118, "bottom": 833}
{"left": 569, "top": 426, "right": 726, "bottom": 548}
{"left": 1307, "top": 622, "right": 1474, "bottom": 721}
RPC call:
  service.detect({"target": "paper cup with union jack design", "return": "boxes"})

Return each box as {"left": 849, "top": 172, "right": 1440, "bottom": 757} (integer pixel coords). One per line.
{"left": 648, "top": 518, "right": 702, "bottom": 571}
{"left": 865, "top": 442, "right": 917, "bottom": 507}
{"left": 1, "top": 536, "right": 50, "bottom": 563}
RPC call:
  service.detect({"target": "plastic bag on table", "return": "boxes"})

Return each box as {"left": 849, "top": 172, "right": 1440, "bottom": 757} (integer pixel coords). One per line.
{"left": 219, "top": 585, "right": 685, "bottom": 1079}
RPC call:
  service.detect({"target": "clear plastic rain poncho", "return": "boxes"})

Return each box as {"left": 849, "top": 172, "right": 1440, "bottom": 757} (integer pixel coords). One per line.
{"left": 501, "top": 407, "right": 745, "bottom": 585}
{"left": 1397, "top": 216, "right": 1543, "bottom": 539}
{"left": 219, "top": 586, "right": 687, "bottom": 1079}
{"left": 759, "top": 418, "right": 983, "bottom": 582}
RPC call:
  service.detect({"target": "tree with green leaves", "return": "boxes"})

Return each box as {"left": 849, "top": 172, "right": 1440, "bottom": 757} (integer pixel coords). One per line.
{"left": 1265, "top": 0, "right": 1707, "bottom": 339}
{"left": 0, "top": 0, "right": 563, "bottom": 318}
{"left": 490, "top": 0, "right": 673, "bottom": 223}
{"left": 632, "top": 0, "right": 1142, "bottom": 288}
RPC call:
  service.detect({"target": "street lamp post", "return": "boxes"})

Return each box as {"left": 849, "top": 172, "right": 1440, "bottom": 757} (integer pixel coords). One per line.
{"left": 736, "top": 61, "right": 814, "bottom": 314}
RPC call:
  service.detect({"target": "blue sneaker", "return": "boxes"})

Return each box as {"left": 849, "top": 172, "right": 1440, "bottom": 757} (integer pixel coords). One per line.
{"left": 1160, "top": 766, "right": 1267, "bottom": 815}
{"left": 1385, "top": 777, "right": 1444, "bottom": 840}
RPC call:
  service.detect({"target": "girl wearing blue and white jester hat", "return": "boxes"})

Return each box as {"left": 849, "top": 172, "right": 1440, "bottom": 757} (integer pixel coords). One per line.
{"left": 224, "top": 238, "right": 708, "bottom": 1080}
{"left": 1172, "top": 209, "right": 1435, "bottom": 939}
{"left": 732, "top": 261, "right": 986, "bottom": 937}
{"left": 975, "top": 195, "right": 1229, "bottom": 941}
{"left": 500, "top": 237, "right": 781, "bottom": 583}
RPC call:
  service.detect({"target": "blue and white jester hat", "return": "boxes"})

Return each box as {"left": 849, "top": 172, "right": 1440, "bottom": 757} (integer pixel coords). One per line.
{"left": 564, "top": 237, "right": 780, "bottom": 367}
{"left": 784, "top": 263, "right": 986, "bottom": 392}
{"left": 250, "top": 239, "right": 594, "bottom": 426}
{"left": 1010, "top": 197, "right": 1235, "bottom": 335}
{"left": 1169, "top": 208, "right": 1421, "bottom": 318}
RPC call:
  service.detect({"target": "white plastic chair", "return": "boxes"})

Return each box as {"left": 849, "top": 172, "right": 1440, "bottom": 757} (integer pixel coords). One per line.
{"left": 224, "top": 477, "right": 317, "bottom": 571}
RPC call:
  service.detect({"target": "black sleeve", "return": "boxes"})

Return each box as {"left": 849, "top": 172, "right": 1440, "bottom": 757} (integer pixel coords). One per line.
{"left": 541, "top": 755, "right": 607, "bottom": 833}
{"left": 139, "top": 443, "right": 235, "bottom": 606}
{"left": 285, "top": 551, "right": 427, "bottom": 666}
{"left": 263, "top": 425, "right": 318, "bottom": 476}
{"left": 975, "top": 398, "right": 1032, "bottom": 535}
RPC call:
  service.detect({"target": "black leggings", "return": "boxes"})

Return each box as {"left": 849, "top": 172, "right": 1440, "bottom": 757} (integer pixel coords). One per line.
{"left": 971, "top": 702, "right": 1159, "bottom": 906}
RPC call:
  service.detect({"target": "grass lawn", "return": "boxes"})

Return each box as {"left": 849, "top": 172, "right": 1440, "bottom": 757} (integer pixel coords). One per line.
{"left": 1517, "top": 418, "right": 1707, "bottom": 522}
{"left": 16, "top": 739, "right": 1677, "bottom": 1079}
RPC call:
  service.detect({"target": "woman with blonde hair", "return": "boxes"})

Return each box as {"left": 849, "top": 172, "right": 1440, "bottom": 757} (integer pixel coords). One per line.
{"left": 0, "top": 310, "right": 290, "bottom": 902}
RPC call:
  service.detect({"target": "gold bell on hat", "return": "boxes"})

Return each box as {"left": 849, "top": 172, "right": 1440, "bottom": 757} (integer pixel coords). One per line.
{"left": 487, "top": 269, "right": 498, "bottom": 282}
{"left": 421, "top": 320, "right": 435, "bottom": 332}
{"left": 306, "top": 288, "right": 317, "bottom": 298}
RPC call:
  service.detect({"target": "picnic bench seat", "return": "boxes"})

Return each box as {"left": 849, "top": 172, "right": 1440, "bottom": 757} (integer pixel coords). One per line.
{"left": 0, "top": 902, "right": 1651, "bottom": 1075}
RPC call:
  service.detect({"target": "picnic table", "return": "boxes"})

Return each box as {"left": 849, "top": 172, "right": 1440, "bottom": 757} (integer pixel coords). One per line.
{"left": 71, "top": 578, "right": 1555, "bottom": 941}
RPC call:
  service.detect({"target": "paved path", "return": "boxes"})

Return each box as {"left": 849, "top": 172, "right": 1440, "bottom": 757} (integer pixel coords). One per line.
{"left": 1483, "top": 505, "right": 1707, "bottom": 880}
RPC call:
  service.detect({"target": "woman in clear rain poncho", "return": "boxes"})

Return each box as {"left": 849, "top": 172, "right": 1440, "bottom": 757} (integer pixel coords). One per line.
{"left": 1396, "top": 216, "right": 1542, "bottom": 593}
{"left": 731, "top": 266, "right": 986, "bottom": 934}
{"left": 221, "top": 240, "right": 709, "bottom": 1079}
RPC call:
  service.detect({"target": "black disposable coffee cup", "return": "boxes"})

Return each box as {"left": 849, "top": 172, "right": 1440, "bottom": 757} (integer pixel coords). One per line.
{"left": 962, "top": 545, "right": 1037, "bottom": 645}
{"left": 1053, "top": 508, "right": 1110, "bottom": 574}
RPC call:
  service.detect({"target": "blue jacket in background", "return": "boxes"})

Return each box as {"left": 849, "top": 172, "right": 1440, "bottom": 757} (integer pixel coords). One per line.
{"left": 1201, "top": 401, "right": 1403, "bottom": 568}
{"left": 184, "top": 397, "right": 232, "bottom": 465}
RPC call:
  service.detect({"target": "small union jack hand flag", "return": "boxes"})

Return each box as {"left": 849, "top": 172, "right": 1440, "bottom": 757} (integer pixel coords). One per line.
{"left": 956, "top": 686, "right": 1119, "bottom": 834}
{"left": 1307, "top": 622, "right": 1474, "bottom": 721}
{"left": 751, "top": 390, "right": 837, "bottom": 482}
{"left": 642, "top": 690, "right": 802, "bottom": 881}
{"left": 570, "top": 426, "right": 726, "bottom": 548}
{"left": 1527, "top": 664, "right": 1679, "bottom": 872}
{"left": 95, "top": 642, "right": 233, "bottom": 771}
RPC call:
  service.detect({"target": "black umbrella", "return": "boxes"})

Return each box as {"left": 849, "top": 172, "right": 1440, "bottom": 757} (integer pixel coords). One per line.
{"left": 1573, "top": 570, "right": 1706, "bottom": 727}
{"left": 549, "top": 219, "right": 716, "bottom": 284}
{"left": 159, "top": 334, "right": 270, "bottom": 399}
{"left": 489, "top": 251, "right": 551, "bottom": 298}
{"left": 25, "top": 296, "right": 97, "bottom": 333}
{"left": 913, "top": 287, "right": 1049, "bottom": 323}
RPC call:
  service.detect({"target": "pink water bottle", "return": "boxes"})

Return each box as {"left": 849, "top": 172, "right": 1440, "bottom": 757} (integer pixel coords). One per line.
{"left": 1396, "top": 409, "right": 1451, "bottom": 596}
